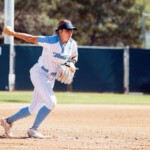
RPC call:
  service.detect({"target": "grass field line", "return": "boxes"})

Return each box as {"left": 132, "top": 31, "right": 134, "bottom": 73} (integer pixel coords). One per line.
{"left": 1, "top": 103, "right": 150, "bottom": 110}
{"left": 1, "top": 91, "right": 150, "bottom": 105}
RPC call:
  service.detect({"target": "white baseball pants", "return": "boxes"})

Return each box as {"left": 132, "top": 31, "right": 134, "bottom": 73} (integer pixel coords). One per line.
{"left": 28, "top": 63, "right": 57, "bottom": 114}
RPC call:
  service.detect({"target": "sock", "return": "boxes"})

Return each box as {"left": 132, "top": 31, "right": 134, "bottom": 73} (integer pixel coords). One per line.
{"left": 32, "top": 105, "right": 51, "bottom": 129}
{"left": 7, "top": 106, "right": 31, "bottom": 124}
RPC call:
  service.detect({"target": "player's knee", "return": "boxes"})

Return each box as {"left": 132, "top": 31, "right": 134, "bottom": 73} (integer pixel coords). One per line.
{"left": 46, "top": 96, "right": 57, "bottom": 110}
{"left": 51, "top": 99, "right": 57, "bottom": 109}
{"left": 50, "top": 99, "right": 57, "bottom": 110}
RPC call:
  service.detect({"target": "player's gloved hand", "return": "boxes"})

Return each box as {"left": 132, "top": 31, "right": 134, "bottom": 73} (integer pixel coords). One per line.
{"left": 56, "top": 60, "right": 78, "bottom": 84}
{"left": 65, "top": 62, "right": 77, "bottom": 73}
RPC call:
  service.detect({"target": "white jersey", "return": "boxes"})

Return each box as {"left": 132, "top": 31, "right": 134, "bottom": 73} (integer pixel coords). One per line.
{"left": 37, "top": 34, "right": 78, "bottom": 78}
{"left": 28, "top": 34, "right": 78, "bottom": 112}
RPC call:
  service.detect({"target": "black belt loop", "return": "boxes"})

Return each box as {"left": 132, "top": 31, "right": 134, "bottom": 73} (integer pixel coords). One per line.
{"left": 41, "top": 66, "right": 57, "bottom": 77}
{"left": 41, "top": 66, "right": 49, "bottom": 72}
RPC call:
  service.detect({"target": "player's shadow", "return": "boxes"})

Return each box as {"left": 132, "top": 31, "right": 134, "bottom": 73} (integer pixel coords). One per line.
{"left": 0, "top": 136, "right": 30, "bottom": 139}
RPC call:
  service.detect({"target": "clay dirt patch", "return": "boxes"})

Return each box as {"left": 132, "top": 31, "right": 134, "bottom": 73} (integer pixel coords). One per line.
{"left": 0, "top": 103, "right": 150, "bottom": 150}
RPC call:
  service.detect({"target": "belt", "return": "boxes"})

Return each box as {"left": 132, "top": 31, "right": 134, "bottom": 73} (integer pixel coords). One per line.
{"left": 41, "top": 66, "right": 56, "bottom": 76}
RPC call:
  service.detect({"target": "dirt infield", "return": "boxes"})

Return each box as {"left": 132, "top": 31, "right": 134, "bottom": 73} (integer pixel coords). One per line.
{"left": 0, "top": 103, "right": 150, "bottom": 150}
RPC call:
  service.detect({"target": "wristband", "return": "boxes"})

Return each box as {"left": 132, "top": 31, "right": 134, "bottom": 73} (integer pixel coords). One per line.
{"left": 69, "top": 59, "right": 77, "bottom": 64}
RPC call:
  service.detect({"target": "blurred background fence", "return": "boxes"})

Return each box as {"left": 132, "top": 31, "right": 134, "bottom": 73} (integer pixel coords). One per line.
{"left": 1, "top": 45, "right": 150, "bottom": 94}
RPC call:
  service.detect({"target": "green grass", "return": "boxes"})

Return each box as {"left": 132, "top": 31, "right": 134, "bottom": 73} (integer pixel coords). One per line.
{"left": 0, "top": 91, "right": 150, "bottom": 105}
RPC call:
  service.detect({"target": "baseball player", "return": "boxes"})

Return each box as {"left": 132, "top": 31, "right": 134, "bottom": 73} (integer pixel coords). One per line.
{"left": 0, "top": 20, "right": 78, "bottom": 138}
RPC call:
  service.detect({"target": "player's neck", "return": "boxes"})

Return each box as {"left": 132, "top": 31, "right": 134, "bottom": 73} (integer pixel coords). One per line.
{"left": 59, "top": 35, "right": 67, "bottom": 45}
{"left": 61, "top": 39, "right": 67, "bottom": 46}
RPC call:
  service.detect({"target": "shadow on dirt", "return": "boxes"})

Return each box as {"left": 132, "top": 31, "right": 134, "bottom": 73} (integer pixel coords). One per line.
{"left": 0, "top": 136, "right": 30, "bottom": 139}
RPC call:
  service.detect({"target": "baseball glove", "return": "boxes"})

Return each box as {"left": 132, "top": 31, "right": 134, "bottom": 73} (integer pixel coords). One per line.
{"left": 56, "top": 62, "right": 78, "bottom": 84}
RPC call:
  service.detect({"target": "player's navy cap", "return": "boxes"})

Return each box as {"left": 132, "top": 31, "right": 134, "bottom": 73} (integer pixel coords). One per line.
{"left": 55, "top": 23, "right": 77, "bottom": 31}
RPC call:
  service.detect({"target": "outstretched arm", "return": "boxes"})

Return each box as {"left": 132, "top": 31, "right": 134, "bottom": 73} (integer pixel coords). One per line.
{"left": 3, "top": 26, "right": 39, "bottom": 44}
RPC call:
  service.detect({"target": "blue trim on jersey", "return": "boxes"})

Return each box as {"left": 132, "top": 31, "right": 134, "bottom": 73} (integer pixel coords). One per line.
{"left": 38, "top": 35, "right": 58, "bottom": 44}
{"left": 69, "top": 38, "right": 73, "bottom": 50}
{"left": 57, "top": 34, "right": 73, "bottom": 53}
{"left": 57, "top": 34, "right": 64, "bottom": 52}
{"left": 38, "top": 34, "right": 74, "bottom": 54}
{"left": 53, "top": 52, "right": 69, "bottom": 60}
{"left": 70, "top": 38, "right": 73, "bottom": 42}
{"left": 62, "top": 40, "right": 69, "bottom": 53}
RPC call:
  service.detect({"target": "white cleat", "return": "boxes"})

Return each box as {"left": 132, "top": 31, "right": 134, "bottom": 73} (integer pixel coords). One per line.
{"left": 27, "top": 128, "right": 44, "bottom": 139}
{"left": 0, "top": 117, "right": 13, "bottom": 137}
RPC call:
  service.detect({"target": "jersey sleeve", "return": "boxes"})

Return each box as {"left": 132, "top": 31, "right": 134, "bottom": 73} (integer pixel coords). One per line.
{"left": 37, "top": 35, "right": 58, "bottom": 47}
{"left": 37, "top": 36, "right": 50, "bottom": 47}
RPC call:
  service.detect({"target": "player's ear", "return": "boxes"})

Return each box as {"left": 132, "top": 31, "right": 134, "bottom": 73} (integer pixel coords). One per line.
{"left": 59, "top": 29, "right": 63, "bottom": 34}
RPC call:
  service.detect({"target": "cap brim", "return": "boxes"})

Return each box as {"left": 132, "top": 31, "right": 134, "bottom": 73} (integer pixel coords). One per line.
{"left": 65, "top": 27, "right": 77, "bottom": 30}
{"left": 55, "top": 23, "right": 77, "bottom": 31}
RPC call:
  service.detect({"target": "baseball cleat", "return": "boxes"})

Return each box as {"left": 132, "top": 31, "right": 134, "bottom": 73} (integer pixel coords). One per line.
{"left": 0, "top": 117, "right": 13, "bottom": 137}
{"left": 27, "top": 128, "right": 44, "bottom": 139}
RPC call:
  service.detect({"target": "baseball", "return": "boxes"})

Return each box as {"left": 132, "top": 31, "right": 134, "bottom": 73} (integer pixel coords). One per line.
{"left": 5, "top": 26, "right": 12, "bottom": 31}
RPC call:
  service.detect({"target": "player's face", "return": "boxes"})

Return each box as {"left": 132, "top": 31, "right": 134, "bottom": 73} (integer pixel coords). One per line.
{"left": 61, "top": 29, "right": 73, "bottom": 41}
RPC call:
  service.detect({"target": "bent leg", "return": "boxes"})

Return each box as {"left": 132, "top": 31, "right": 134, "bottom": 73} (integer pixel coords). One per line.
{"left": 30, "top": 69, "right": 57, "bottom": 110}
{"left": 32, "top": 105, "right": 51, "bottom": 129}
{"left": 7, "top": 106, "right": 31, "bottom": 124}
{"left": 28, "top": 89, "right": 44, "bottom": 114}
{"left": 29, "top": 66, "right": 57, "bottom": 131}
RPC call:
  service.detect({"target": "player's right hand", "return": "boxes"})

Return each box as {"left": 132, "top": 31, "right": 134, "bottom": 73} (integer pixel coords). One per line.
{"left": 3, "top": 26, "right": 14, "bottom": 36}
